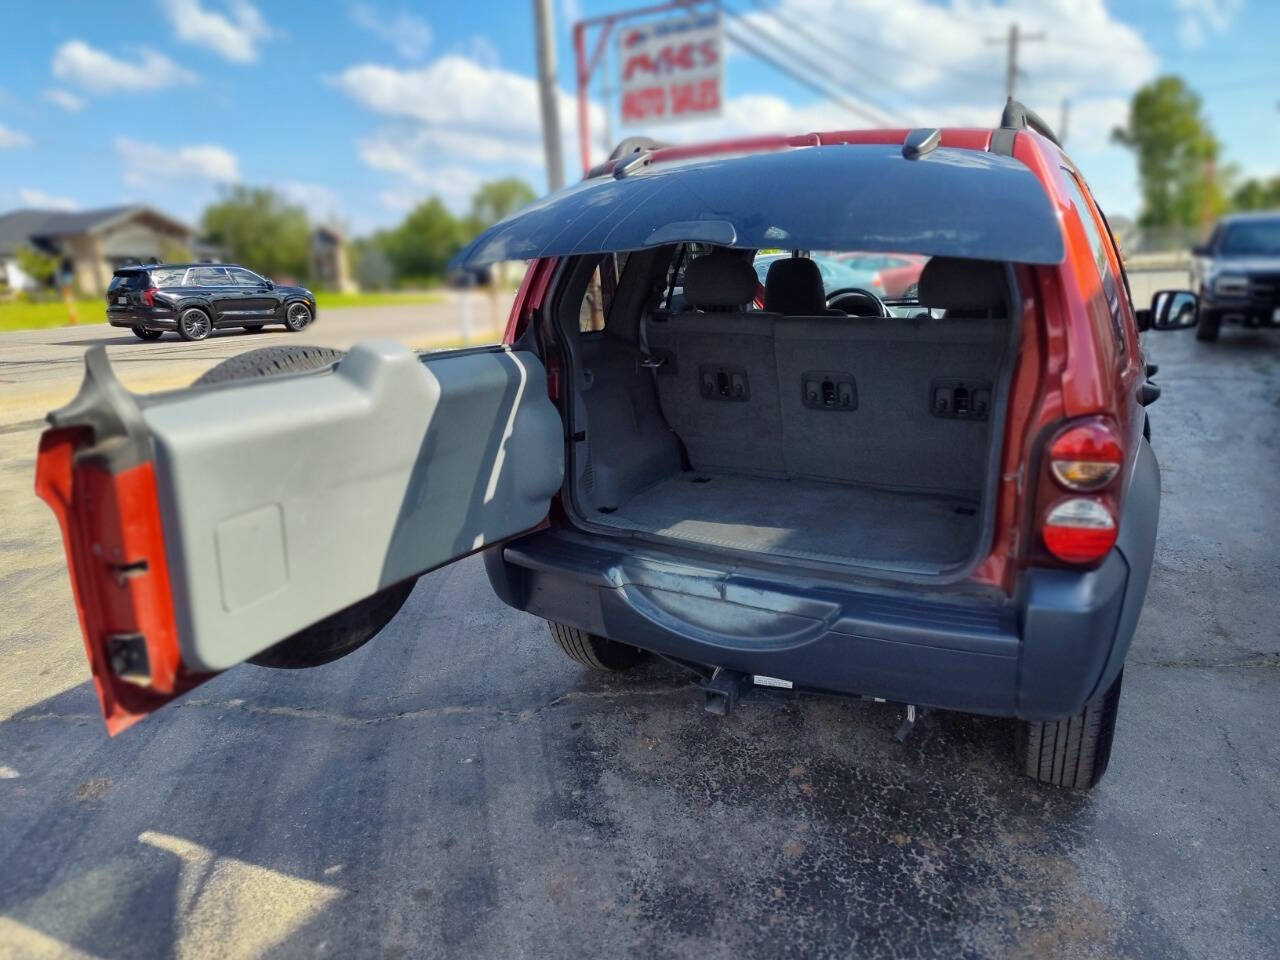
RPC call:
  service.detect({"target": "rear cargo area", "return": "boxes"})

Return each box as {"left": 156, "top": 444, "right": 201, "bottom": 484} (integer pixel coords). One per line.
{"left": 566, "top": 255, "right": 1015, "bottom": 577}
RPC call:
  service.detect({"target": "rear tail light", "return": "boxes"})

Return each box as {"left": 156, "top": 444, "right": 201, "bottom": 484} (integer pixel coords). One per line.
{"left": 1048, "top": 419, "right": 1122, "bottom": 491}
{"left": 1042, "top": 498, "right": 1117, "bottom": 563}
{"left": 141, "top": 287, "right": 157, "bottom": 307}
{"left": 870, "top": 272, "right": 883, "bottom": 287}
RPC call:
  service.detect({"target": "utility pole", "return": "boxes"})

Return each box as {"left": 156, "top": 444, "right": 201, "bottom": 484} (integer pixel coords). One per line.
{"left": 987, "top": 23, "right": 1045, "bottom": 101}
{"left": 533, "top": 0, "right": 564, "bottom": 191}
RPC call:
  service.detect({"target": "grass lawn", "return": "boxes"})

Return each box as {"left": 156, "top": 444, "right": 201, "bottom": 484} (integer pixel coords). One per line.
{"left": 0, "top": 290, "right": 445, "bottom": 334}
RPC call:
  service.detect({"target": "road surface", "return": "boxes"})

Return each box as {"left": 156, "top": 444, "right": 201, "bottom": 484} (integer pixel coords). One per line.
{"left": 0, "top": 315, "right": 1276, "bottom": 959}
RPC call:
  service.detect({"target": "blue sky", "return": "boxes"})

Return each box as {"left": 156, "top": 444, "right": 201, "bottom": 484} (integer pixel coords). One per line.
{"left": 0, "top": 0, "right": 1276, "bottom": 237}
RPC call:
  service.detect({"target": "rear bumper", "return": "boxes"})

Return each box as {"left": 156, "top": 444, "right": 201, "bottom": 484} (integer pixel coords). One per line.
{"left": 488, "top": 533, "right": 1119, "bottom": 720}
{"left": 487, "top": 442, "right": 1160, "bottom": 722}
{"left": 107, "top": 308, "right": 176, "bottom": 330}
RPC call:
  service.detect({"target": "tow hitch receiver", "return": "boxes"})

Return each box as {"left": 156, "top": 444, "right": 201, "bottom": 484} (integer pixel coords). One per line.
{"left": 703, "top": 668, "right": 753, "bottom": 716}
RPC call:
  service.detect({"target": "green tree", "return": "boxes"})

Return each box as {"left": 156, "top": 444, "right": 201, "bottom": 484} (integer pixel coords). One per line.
{"left": 1231, "top": 176, "right": 1280, "bottom": 212}
{"left": 1111, "top": 75, "right": 1224, "bottom": 229}
{"left": 375, "top": 197, "right": 463, "bottom": 284}
{"left": 469, "top": 177, "right": 536, "bottom": 230}
{"left": 200, "top": 186, "right": 311, "bottom": 280}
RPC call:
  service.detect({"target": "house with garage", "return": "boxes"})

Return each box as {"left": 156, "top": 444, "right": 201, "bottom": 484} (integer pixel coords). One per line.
{"left": 0, "top": 204, "right": 195, "bottom": 295}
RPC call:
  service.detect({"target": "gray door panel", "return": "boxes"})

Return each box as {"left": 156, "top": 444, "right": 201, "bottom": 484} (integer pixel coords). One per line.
{"left": 143, "top": 340, "right": 563, "bottom": 671}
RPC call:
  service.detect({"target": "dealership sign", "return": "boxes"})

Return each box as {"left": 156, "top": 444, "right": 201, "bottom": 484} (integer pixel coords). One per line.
{"left": 618, "top": 12, "right": 723, "bottom": 126}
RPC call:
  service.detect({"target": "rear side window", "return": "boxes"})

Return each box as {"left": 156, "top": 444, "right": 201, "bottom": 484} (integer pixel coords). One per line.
{"left": 578, "top": 253, "right": 625, "bottom": 332}
{"left": 150, "top": 268, "right": 188, "bottom": 286}
{"left": 1062, "top": 171, "right": 1127, "bottom": 357}
{"left": 191, "top": 266, "right": 230, "bottom": 286}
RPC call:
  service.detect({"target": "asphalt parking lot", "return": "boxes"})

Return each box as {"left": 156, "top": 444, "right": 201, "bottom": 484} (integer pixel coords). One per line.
{"left": 0, "top": 318, "right": 1277, "bottom": 958}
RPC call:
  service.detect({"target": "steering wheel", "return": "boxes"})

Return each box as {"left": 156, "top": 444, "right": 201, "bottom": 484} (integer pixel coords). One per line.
{"left": 825, "top": 286, "right": 888, "bottom": 317}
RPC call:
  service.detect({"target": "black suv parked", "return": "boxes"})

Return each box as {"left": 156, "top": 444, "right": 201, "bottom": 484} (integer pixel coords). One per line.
{"left": 106, "top": 263, "right": 317, "bottom": 341}
{"left": 1190, "top": 212, "right": 1280, "bottom": 341}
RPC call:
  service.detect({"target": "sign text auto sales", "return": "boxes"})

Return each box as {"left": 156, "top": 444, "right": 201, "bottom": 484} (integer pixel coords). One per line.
{"left": 618, "top": 13, "right": 723, "bottom": 126}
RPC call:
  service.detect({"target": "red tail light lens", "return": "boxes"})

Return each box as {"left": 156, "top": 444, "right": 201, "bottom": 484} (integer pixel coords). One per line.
{"left": 1049, "top": 419, "right": 1122, "bottom": 491}
{"left": 1042, "top": 497, "right": 1117, "bottom": 563}
{"left": 141, "top": 287, "right": 157, "bottom": 307}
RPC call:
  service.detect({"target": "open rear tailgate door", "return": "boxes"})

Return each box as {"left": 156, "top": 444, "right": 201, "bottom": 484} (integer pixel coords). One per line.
{"left": 36, "top": 341, "right": 563, "bottom": 733}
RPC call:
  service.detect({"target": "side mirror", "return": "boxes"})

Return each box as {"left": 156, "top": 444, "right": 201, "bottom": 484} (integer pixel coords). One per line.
{"left": 1149, "top": 289, "right": 1198, "bottom": 330}
{"left": 265, "top": 278, "right": 275, "bottom": 290}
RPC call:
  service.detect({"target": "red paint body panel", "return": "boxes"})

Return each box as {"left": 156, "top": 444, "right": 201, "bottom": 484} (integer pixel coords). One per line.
{"left": 34, "top": 429, "right": 211, "bottom": 734}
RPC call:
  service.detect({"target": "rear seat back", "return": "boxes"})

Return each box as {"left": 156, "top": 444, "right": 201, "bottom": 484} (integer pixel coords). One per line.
{"left": 645, "top": 253, "right": 1010, "bottom": 494}
{"left": 646, "top": 311, "right": 787, "bottom": 478}
{"left": 773, "top": 314, "right": 1006, "bottom": 495}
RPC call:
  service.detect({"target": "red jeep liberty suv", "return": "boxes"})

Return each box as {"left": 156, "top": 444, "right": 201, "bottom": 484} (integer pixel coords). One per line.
{"left": 36, "top": 102, "right": 1194, "bottom": 789}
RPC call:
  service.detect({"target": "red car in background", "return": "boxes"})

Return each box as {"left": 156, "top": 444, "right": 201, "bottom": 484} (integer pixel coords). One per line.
{"left": 833, "top": 251, "right": 928, "bottom": 297}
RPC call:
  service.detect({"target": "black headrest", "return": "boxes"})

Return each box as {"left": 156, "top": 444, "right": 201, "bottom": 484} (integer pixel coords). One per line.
{"left": 683, "top": 249, "right": 757, "bottom": 310}
{"left": 917, "top": 257, "right": 1008, "bottom": 313}
{"left": 765, "top": 258, "right": 827, "bottom": 315}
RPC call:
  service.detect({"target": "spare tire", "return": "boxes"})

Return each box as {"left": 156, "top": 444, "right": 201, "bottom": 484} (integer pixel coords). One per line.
{"left": 193, "top": 345, "right": 418, "bottom": 668}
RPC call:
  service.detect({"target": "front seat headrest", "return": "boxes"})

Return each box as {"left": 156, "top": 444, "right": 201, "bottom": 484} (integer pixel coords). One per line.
{"left": 917, "top": 257, "right": 1008, "bottom": 314}
{"left": 765, "top": 258, "right": 827, "bottom": 315}
{"left": 682, "top": 249, "right": 757, "bottom": 310}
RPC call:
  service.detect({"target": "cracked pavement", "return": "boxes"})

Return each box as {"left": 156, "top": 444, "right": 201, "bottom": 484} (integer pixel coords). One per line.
{"left": 0, "top": 324, "right": 1277, "bottom": 958}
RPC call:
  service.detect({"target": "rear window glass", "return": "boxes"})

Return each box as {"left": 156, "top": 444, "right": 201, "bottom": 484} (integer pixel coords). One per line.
{"left": 109, "top": 271, "right": 147, "bottom": 291}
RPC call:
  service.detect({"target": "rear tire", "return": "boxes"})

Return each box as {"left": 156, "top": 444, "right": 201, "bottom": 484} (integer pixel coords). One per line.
{"left": 1017, "top": 670, "right": 1123, "bottom": 790}
{"left": 192, "top": 344, "right": 412, "bottom": 668}
{"left": 131, "top": 326, "right": 163, "bottom": 341}
{"left": 178, "top": 307, "right": 212, "bottom": 341}
{"left": 548, "top": 621, "right": 647, "bottom": 671}
{"left": 1195, "top": 311, "right": 1220, "bottom": 341}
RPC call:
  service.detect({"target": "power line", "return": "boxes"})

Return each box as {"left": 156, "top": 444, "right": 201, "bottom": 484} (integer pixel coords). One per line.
{"left": 716, "top": 3, "right": 898, "bottom": 125}
{"left": 745, "top": 0, "right": 925, "bottom": 120}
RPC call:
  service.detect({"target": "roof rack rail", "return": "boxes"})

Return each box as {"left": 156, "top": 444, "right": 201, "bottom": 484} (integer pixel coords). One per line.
{"left": 998, "top": 97, "right": 1062, "bottom": 148}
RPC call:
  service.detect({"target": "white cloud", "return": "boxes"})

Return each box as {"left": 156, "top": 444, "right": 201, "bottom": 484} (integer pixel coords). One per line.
{"left": 160, "top": 0, "right": 273, "bottom": 63}
{"left": 349, "top": 2, "right": 433, "bottom": 60}
{"left": 17, "top": 188, "right": 78, "bottom": 211}
{"left": 116, "top": 137, "right": 239, "bottom": 185}
{"left": 1173, "top": 0, "right": 1242, "bottom": 48}
{"left": 333, "top": 55, "right": 602, "bottom": 174}
{"left": 735, "top": 0, "right": 1155, "bottom": 112}
{"left": 52, "top": 40, "right": 198, "bottom": 94}
{"left": 43, "top": 88, "right": 86, "bottom": 112}
{"left": 0, "top": 122, "right": 31, "bottom": 148}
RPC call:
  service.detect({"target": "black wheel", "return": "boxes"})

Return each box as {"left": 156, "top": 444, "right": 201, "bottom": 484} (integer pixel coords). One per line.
{"left": 131, "top": 326, "right": 163, "bottom": 341}
{"left": 548, "top": 621, "right": 647, "bottom": 671}
{"left": 192, "top": 344, "right": 410, "bottom": 667}
{"left": 283, "top": 301, "right": 313, "bottom": 332}
{"left": 1195, "top": 311, "right": 1220, "bottom": 341}
{"left": 178, "top": 307, "right": 212, "bottom": 341}
{"left": 242, "top": 324, "right": 265, "bottom": 333}
{"left": 1017, "top": 670, "right": 1123, "bottom": 790}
